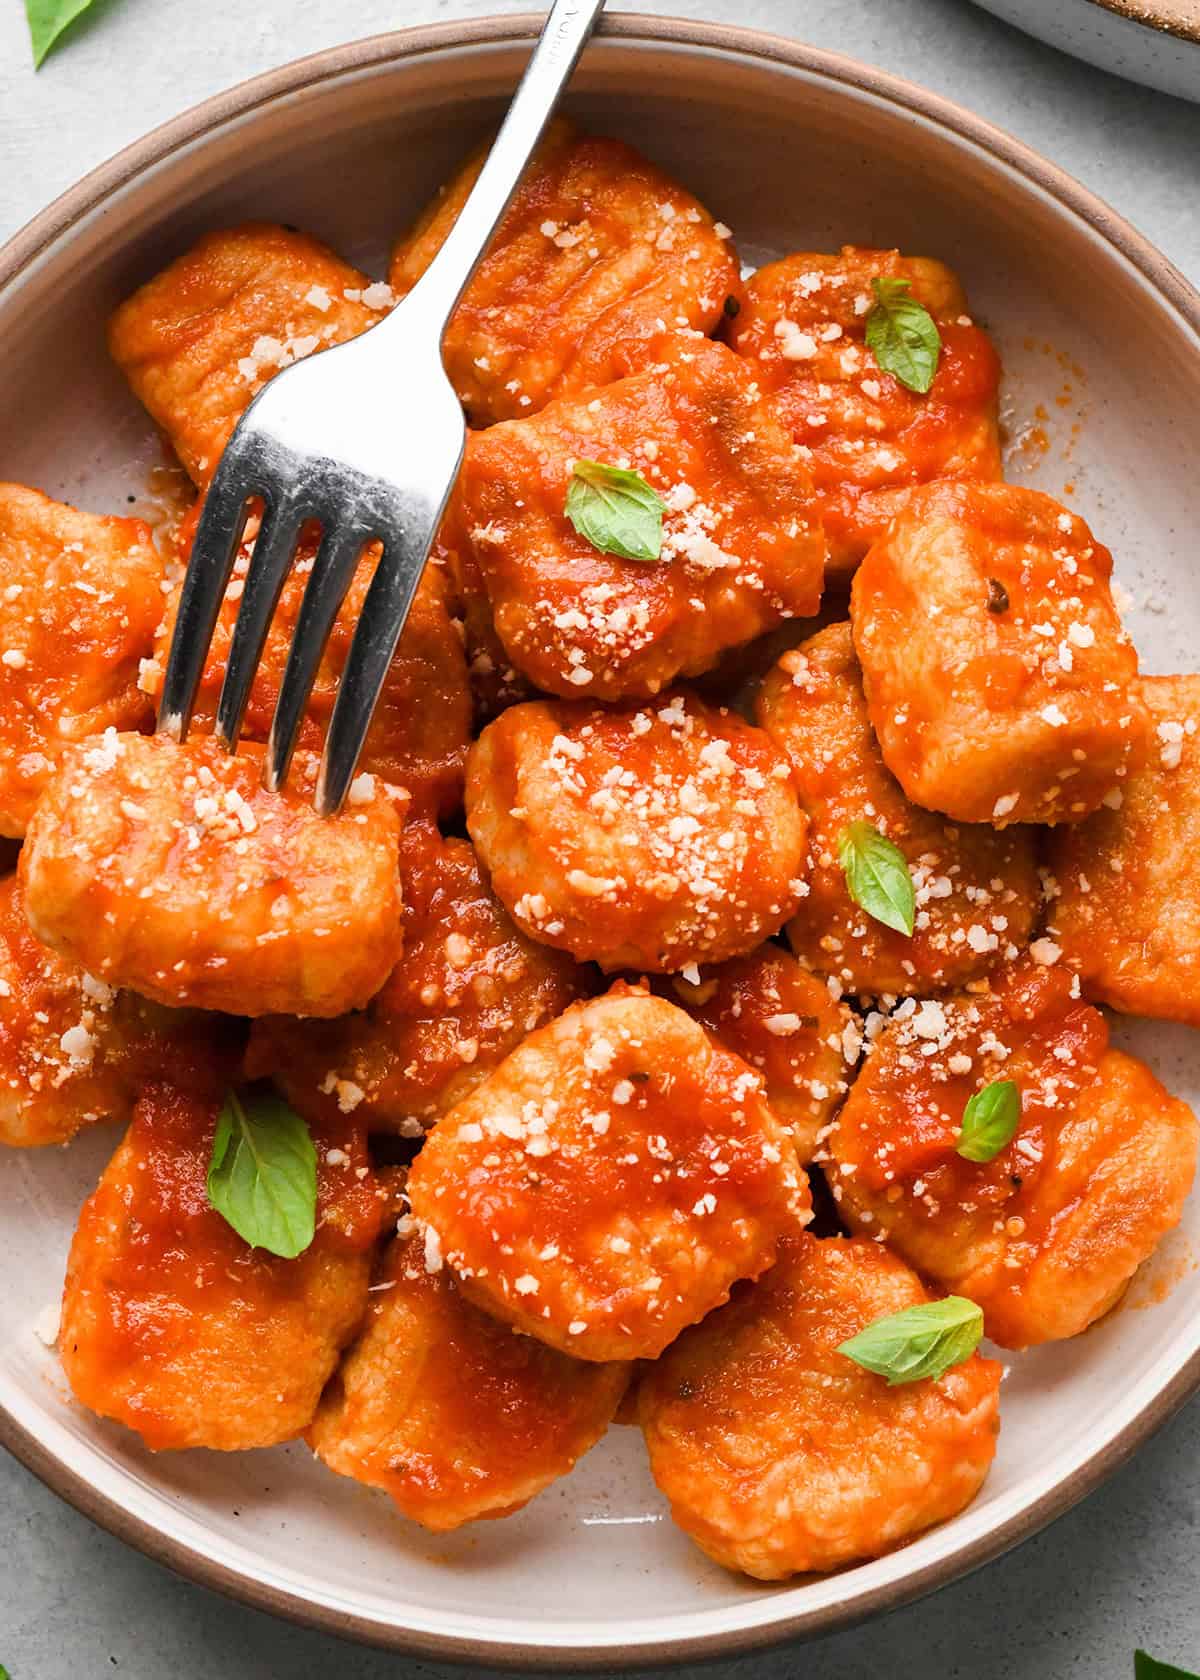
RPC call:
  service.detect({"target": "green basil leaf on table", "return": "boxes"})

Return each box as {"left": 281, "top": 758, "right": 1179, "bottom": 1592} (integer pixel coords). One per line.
{"left": 957, "top": 1079, "right": 1022, "bottom": 1163}
{"left": 206, "top": 1089, "right": 317, "bottom": 1259}
{"left": 838, "top": 1296, "right": 985, "bottom": 1386}
{"left": 24, "top": 0, "right": 107, "bottom": 67}
{"left": 865, "top": 276, "right": 942, "bottom": 394}
{"left": 1135, "top": 1654, "right": 1200, "bottom": 1680}
{"left": 565, "top": 459, "right": 665, "bottom": 561}
{"left": 837, "top": 820, "right": 915, "bottom": 936}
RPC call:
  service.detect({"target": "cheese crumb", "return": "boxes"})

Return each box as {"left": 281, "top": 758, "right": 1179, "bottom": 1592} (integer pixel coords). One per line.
{"left": 1158, "top": 719, "right": 1185, "bottom": 769}
{"left": 59, "top": 1023, "right": 95, "bottom": 1067}
{"left": 33, "top": 1302, "right": 61, "bottom": 1348}
{"left": 773, "top": 318, "right": 818, "bottom": 361}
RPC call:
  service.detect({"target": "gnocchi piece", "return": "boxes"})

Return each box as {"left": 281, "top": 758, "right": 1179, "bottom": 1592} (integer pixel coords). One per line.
{"left": 0, "top": 485, "right": 162, "bottom": 837}
{"left": 308, "top": 1224, "right": 628, "bottom": 1530}
{"left": 756, "top": 623, "right": 1040, "bottom": 994}
{"left": 109, "top": 223, "right": 390, "bottom": 484}
{"left": 145, "top": 503, "right": 471, "bottom": 819}
{"left": 638, "top": 1233, "right": 1001, "bottom": 1579}
{"left": 665, "top": 945, "right": 856, "bottom": 1162}
{"left": 851, "top": 482, "right": 1147, "bottom": 826}
{"left": 826, "top": 958, "right": 1198, "bottom": 1347}
{"left": 246, "top": 821, "right": 591, "bottom": 1136}
{"left": 457, "top": 336, "right": 825, "bottom": 700}
{"left": 435, "top": 497, "right": 533, "bottom": 722}
{"left": 20, "top": 731, "right": 403, "bottom": 1019}
{"left": 406, "top": 985, "right": 810, "bottom": 1362}
{"left": 389, "top": 120, "right": 740, "bottom": 424}
{"left": 726, "top": 247, "right": 1002, "bottom": 576}
{"left": 1046, "top": 675, "right": 1200, "bottom": 1026}
{"left": 466, "top": 692, "right": 809, "bottom": 972}
{"left": 0, "top": 872, "right": 234, "bottom": 1149}
{"left": 60, "top": 1080, "right": 379, "bottom": 1451}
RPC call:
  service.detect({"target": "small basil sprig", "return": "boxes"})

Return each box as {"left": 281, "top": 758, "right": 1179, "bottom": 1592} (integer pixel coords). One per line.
{"left": 838, "top": 1296, "right": 984, "bottom": 1386}
{"left": 207, "top": 1089, "right": 318, "bottom": 1259}
{"left": 865, "top": 277, "right": 942, "bottom": 394}
{"left": 1136, "top": 1655, "right": 1200, "bottom": 1680}
{"left": 565, "top": 459, "right": 665, "bottom": 561}
{"left": 838, "top": 820, "right": 915, "bottom": 936}
{"left": 957, "top": 1079, "right": 1021, "bottom": 1163}
{"left": 25, "top": 0, "right": 109, "bottom": 66}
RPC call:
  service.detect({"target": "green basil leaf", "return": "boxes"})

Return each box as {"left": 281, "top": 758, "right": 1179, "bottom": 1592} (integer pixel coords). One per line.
{"left": 565, "top": 459, "right": 665, "bottom": 561}
{"left": 1136, "top": 1655, "right": 1200, "bottom": 1680}
{"left": 837, "top": 820, "right": 915, "bottom": 936}
{"left": 24, "top": 0, "right": 106, "bottom": 66}
{"left": 865, "top": 277, "right": 942, "bottom": 394}
{"left": 957, "top": 1079, "right": 1021, "bottom": 1163}
{"left": 0, "top": 1664, "right": 10, "bottom": 1679}
{"left": 838, "top": 1295, "right": 984, "bottom": 1386}
{"left": 206, "top": 1089, "right": 317, "bottom": 1259}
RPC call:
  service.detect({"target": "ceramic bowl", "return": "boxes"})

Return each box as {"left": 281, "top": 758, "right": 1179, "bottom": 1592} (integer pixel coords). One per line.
{"left": 971, "top": 0, "right": 1200, "bottom": 101}
{"left": 2, "top": 13, "right": 1200, "bottom": 1666}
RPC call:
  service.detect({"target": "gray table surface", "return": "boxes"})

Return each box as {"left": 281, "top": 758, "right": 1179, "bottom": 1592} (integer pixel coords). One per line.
{"left": 1, "top": 0, "right": 1199, "bottom": 1674}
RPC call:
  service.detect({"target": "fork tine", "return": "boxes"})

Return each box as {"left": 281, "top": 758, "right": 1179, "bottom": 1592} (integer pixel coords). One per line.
{"left": 264, "top": 522, "right": 370, "bottom": 793}
{"left": 214, "top": 492, "right": 307, "bottom": 751}
{"left": 315, "top": 523, "right": 433, "bottom": 814}
{"left": 158, "top": 461, "right": 253, "bottom": 740}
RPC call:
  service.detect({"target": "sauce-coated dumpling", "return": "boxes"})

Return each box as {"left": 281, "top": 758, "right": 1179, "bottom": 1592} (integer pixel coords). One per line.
{"left": 0, "top": 485, "right": 163, "bottom": 837}
{"left": 406, "top": 985, "right": 810, "bottom": 1362}
{"left": 726, "top": 246, "right": 1002, "bottom": 576}
{"left": 827, "top": 958, "right": 1198, "bottom": 1347}
{"left": 146, "top": 504, "right": 471, "bottom": 820}
{"left": 757, "top": 623, "right": 1040, "bottom": 995}
{"left": 665, "top": 945, "right": 856, "bottom": 1163}
{"left": 246, "top": 821, "right": 592, "bottom": 1135}
{"left": 20, "top": 732, "right": 403, "bottom": 1018}
{"left": 851, "top": 482, "right": 1147, "bottom": 827}
{"left": 109, "top": 223, "right": 391, "bottom": 485}
{"left": 1047, "top": 674, "right": 1200, "bottom": 1026}
{"left": 389, "top": 120, "right": 740, "bottom": 425}
{"left": 309, "top": 1224, "right": 628, "bottom": 1530}
{"left": 466, "top": 692, "right": 809, "bottom": 972}
{"left": 457, "top": 336, "right": 826, "bottom": 700}
{"left": 434, "top": 502, "right": 534, "bottom": 723}
{"left": 0, "top": 872, "right": 232, "bottom": 1149}
{"left": 639, "top": 1233, "right": 1001, "bottom": 1579}
{"left": 59, "top": 1080, "right": 379, "bottom": 1451}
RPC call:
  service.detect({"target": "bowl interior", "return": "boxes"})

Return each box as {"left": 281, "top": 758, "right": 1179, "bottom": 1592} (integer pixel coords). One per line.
{"left": 1, "top": 22, "right": 1199, "bottom": 1663}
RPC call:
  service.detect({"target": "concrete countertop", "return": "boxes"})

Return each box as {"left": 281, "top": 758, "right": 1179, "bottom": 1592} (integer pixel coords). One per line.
{"left": 1, "top": 1, "right": 1198, "bottom": 1674}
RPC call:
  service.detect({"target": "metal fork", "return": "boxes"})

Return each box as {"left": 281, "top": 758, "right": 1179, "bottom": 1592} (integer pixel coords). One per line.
{"left": 159, "top": 0, "right": 606, "bottom": 813}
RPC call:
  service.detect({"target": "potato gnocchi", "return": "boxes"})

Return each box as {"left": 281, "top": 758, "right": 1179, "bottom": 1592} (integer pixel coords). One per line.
{"left": 2, "top": 119, "right": 1193, "bottom": 1587}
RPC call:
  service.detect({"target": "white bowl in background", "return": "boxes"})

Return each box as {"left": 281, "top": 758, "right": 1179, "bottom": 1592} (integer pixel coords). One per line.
{"left": 971, "top": 0, "right": 1200, "bottom": 102}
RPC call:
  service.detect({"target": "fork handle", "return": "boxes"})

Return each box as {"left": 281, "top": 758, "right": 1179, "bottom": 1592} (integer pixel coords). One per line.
{"left": 395, "top": 0, "right": 607, "bottom": 337}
